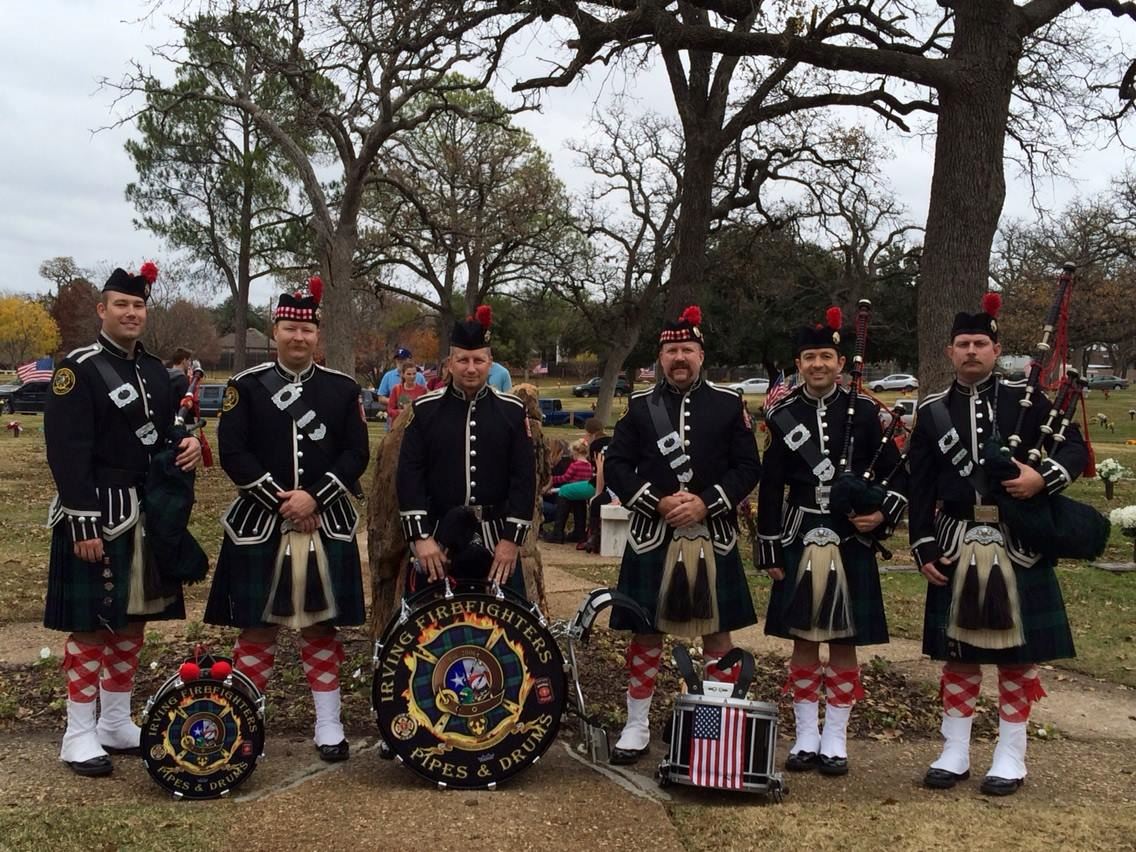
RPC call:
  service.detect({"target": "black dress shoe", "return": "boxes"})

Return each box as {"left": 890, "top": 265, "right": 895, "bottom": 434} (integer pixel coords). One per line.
{"left": 317, "top": 740, "right": 350, "bottom": 762}
{"left": 785, "top": 751, "right": 818, "bottom": 772}
{"left": 66, "top": 756, "right": 113, "bottom": 777}
{"left": 923, "top": 767, "right": 970, "bottom": 789}
{"left": 102, "top": 745, "right": 140, "bottom": 756}
{"left": 818, "top": 754, "right": 849, "bottom": 776}
{"left": 980, "top": 775, "right": 1023, "bottom": 796}
{"left": 609, "top": 745, "right": 648, "bottom": 766}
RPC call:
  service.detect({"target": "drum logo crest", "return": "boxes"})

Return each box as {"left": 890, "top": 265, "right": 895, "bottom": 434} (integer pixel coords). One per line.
{"left": 374, "top": 591, "right": 566, "bottom": 788}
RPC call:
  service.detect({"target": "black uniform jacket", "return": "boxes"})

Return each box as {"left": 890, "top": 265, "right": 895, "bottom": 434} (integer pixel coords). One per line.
{"left": 604, "top": 378, "right": 761, "bottom": 555}
{"left": 45, "top": 333, "right": 177, "bottom": 544}
{"left": 218, "top": 361, "right": 369, "bottom": 545}
{"left": 907, "top": 373, "right": 1087, "bottom": 568}
{"left": 396, "top": 382, "right": 535, "bottom": 547}
{"left": 756, "top": 384, "right": 908, "bottom": 567}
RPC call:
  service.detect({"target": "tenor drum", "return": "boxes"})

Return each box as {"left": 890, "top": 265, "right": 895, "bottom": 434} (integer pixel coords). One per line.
{"left": 140, "top": 654, "right": 266, "bottom": 799}
{"left": 658, "top": 691, "right": 785, "bottom": 797}
{"left": 373, "top": 579, "right": 566, "bottom": 789}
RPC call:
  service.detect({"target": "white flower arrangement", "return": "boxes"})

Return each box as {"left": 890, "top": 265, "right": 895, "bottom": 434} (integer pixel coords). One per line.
{"left": 1097, "top": 458, "right": 1129, "bottom": 482}
{"left": 1109, "top": 505, "right": 1136, "bottom": 531}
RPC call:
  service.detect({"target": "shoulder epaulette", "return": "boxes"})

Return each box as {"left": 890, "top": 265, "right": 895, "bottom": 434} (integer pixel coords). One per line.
{"left": 488, "top": 387, "right": 525, "bottom": 409}
{"left": 630, "top": 386, "right": 655, "bottom": 400}
{"left": 315, "top": 364, "right": 358, "bottom": 383}
{"left": 764, "top": 386, "right": 801, "bottom": 416}
{"left": 706, "top": 382, "right": 742, "bottom": 399}
{"left": 232, "top": 362, "right": 274, "bottom": 382}
{"left": 413, "top": 387, "right": 447, "bottom": 408}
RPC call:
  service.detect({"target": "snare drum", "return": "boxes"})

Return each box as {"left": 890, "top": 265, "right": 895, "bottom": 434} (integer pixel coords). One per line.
{"left": 373, "top": 579, "right": 566, "bottom": 789}
{"left": 658, "top": 691, "right": 785, "bottom": 797}
{"left": 140, "top": 655, "right": 266, "bottom": 799}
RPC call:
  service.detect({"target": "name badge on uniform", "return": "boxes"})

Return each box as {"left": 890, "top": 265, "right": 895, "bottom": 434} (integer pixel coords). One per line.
{"left": 271, "top": 383, "right": 302, "bottom": 411}
{"left": 109, "top": 383, "right": 140, "bottom": 408}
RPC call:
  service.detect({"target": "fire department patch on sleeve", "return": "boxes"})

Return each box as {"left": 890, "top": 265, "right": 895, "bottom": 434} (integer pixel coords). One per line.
{"left": 52, "top": 368, "right": 76, "bottom": 396}
{"left": 222, "top": 385, "right": 239, "bottom": 412}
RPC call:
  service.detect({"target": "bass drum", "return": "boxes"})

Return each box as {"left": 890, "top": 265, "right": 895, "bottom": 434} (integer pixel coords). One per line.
{"left": 140, "top": 654, "right": 266, "bottom": 799}
{"left": 373, "top": 579, "right": 566, "bottom": 789}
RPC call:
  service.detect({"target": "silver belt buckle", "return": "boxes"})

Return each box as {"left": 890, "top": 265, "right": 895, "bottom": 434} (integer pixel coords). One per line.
{"left": 815, "top": 485, "right": 831, "bottom": 511}
{"left": 974, "top": 505, "right": 1000, "bottom": 524}
{"left": 469, "top": 504, "right": 484, "bottom": 522}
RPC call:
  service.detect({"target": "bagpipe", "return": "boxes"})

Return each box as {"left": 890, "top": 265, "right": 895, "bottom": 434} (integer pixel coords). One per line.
{"left": 979, "top": 264, "right": 1110, "bottom": 561}
{"left": 143, "top": 371, "right": 210, "bottom": 584}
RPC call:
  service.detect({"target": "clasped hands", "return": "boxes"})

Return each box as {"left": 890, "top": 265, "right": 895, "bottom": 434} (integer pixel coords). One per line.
{"left": 413, "top": 536, "right": 518, "bottom": 586}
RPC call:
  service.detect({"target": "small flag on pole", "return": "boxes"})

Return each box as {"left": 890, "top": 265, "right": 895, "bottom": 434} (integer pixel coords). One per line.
{"left": 532, "top": 362, "right": 549, "bottom": 375}
{"left": 16, "top": 357, "right": 53, "bottom": 383}
{"left": 689, "top": 703, "right": 746, "bottom": 789}
{"left": 638, "top": 365, "right": 656, "bottom": 381}
{"left": 764, "top": 371, "right": 794, "bottom": 409}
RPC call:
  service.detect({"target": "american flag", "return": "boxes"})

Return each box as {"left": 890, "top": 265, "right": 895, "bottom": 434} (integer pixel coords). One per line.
{"left": 16, "top": 357, "right": 53, "bottom": 383}
{"left": 532, "top": 362, "right": 549, "bottom": 375}
{"left": 763, "top": 371, "right": 794, "bottom": 409}
{"left": 689, "top": 703, "right": 746, "bottom": 789}
{"left": 638, "top": 365, "right": 656, "bottom": 381}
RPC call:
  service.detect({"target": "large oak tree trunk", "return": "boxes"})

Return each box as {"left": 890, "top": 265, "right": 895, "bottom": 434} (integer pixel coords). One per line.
{"left": 917, "top": 2, "right": 1020, "bottom": 394}
{"left": 594, "top": 329, "right": 641, "bottom": 425}
{"left": 665, "top": 142, "right": 718, "bottom": 315}
{"left": 322, "top": 234, "right": 358, "bottom": 375}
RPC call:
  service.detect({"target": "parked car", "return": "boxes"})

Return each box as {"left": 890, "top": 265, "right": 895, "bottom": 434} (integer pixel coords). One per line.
{"left": 869, "top": 373, "right": 919, "bottom": 392}
{"left": 1087, "top": 375, "right": 1130, "bottom": 390}
{"left": 723, "top": 377, "right": 770, "bottom": 395}
{"left": 197, "top": 383, "right": 227, "bottom": 417}
{"left": 538, "top": 398, "right": 591, "bottom": 427}
{"left": 879, "top": 398, "right": 917, "bottom": 431}
{"left": 0, "top": 383, "right": 22, "bottom": 410}
{"left": 5, "top": 381, "right": 51, "bottom": 414}
{"left": 572, "top": 376, "right": 631, "bottom": 397}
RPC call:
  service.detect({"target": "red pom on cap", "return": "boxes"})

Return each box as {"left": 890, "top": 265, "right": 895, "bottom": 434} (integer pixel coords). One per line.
{"left": 139, "top": 261, "right": 159, "bottom": 284}
{"left": 209, "top": 660, "right": 232, "bottom": 680}
{"left": 179, "top": 662, "right": 201, "bottom": 682}
{"left": 475, "top": 304, "right": 492, "bottom": 329}
{"left": 308, "top": 275, "right": 323, "bottom": 303}
{"left": 826, "top": 306, "right": 843, "bottom": 330}
{"left": 982, "top": 291, "right": 1002, "bottom": 318}
{"left": 680, "top": 305, "right": 702, "bottom": 326}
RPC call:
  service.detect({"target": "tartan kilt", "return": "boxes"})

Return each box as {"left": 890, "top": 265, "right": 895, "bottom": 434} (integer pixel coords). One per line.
{"left": 922, "top": 553, "right": 1075, "bottom": 664}
{"left": 204, "top": 531, "right": 365, "bottom": 629}
{"left": 43, "top": 523, "right": 185, "bottom": 633}
{"left": 609, "top": 534, "right": 757, "bottom": 633}
{"left": 764, "top": 520, "right": 889, "bottom": 646}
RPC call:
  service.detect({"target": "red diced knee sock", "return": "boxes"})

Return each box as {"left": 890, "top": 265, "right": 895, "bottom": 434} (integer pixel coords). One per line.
{"left": 234, "top": 639, "right": 277, "bottom": 693}
{"left": 63, "top": 637, "right": 102, "bottom": 702}
{"left": 100, "top": 634, "right": 143, "bottom": 692}
{"left": 824, "top": 666, "right": 864, "bottom": 708}
{"left": 626, "top": 640, "right": 662, "bottom": 699}
{"left": 997, "top": 665, "right": 1045, "bottom": 723}
{"left": 300, "top": 635, "right": 344, "bottom": 692}
{"left": 783, "top": 662, "right": 823, "bottom": 703}
{"left": 941, "top": 666, "right": 983, "bottom": 718}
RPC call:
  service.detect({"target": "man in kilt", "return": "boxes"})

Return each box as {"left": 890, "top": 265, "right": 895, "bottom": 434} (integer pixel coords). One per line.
{"left": 908, "top": 294, "right": 1087, "bottom": 795}
{"left": 396, "top": 305, "right": 535, "bottom": 597}
{"left": 604, "top": 306, "right": 761, "bottom": 765}
{"left": 205, "top": 277, "right": 369, "bottom": 762}
{"left": 44, "top": 263, "right": 203, "bottom": 777}
{"left": 756, "top": 309, "right": 908, "bottom": 777}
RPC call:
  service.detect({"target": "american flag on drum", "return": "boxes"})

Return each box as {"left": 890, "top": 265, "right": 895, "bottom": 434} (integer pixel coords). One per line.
{"left": 690, "top": 703, "right": 746, "bottom": 789}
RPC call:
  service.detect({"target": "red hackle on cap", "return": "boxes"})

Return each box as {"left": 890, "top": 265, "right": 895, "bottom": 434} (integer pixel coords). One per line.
{"left": 826, "top": 306, "right": 843, "bottom": 330}
{"left": 982, "top": 291, "right": 1002, "bottom": 318}
{"left": 308, "top": 275, "right": 323, "bottom": 303}
{"left": 475, "top": 304, "right": 492, "bottom": 329}
{"left": 139, "top": 261, "right": 159, "bottom": 284}
{"left": 680, "top": 305, "right": 702, "bottom": 326}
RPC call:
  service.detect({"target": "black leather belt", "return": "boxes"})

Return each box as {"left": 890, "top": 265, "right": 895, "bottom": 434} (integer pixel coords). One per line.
{"left": 940, "top": 501, "right": 1001, "bottom": 523}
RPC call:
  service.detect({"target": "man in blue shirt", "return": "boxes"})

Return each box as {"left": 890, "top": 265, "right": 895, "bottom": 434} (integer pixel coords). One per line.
{"left": 377, "top": 348, "right": 426, "bottom": 430}
{"left": 488, "top": 361, "right": 512, "bottom": 392}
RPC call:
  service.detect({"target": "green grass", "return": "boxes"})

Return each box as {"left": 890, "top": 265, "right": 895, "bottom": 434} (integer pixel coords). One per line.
{"left": 0, "top": 805, "right": 230, "bottom": 852}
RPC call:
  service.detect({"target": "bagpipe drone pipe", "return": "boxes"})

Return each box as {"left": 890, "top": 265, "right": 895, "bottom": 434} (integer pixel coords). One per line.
{"left": 980, "top": 264, "right": 1110, "bottom": 561}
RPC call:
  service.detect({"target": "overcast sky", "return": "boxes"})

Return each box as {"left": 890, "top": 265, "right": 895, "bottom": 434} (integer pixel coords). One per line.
{"left": 1, "top": 2, "right": 1132, "bottom": 308}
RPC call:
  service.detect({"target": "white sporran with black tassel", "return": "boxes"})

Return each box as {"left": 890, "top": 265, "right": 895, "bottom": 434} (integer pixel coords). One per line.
{"left": 786, "top": 527, "right": 855, "bottom": 642}
{"left": 656, "top": 523, "right": 718, "bottom": 637}
{"left": 947, "top": 524, "right": 1023, "bottom": 649}
{"left": 263, "top": 526, "right": 338, "bottom": 628}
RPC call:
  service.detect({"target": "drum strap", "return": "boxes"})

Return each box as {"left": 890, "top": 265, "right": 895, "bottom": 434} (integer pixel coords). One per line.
{"left": 715, "top": 648, "right": 756, "bottom": 699}
{"left": 671, "top": 645, "right": 703, "bottom": 695}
